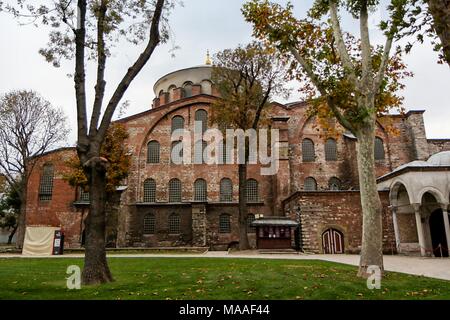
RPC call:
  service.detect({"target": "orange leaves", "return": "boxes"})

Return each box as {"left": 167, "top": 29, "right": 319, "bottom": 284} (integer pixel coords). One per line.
{"left": 62, "top": 123, "right": 131, "bottom": 194}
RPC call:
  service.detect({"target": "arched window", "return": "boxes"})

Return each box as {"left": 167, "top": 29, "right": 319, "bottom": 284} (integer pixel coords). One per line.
{"left": 246, "top": 179, "right": 259, "bottom": 202}
{"left": 39, "top": 164, "right": 54, "bottom": 201}
{"left": 375, "top": 137, "right": 385, "bottom": 160}
{"left": 220, "top": 178, "right": 233, "bottom": 202}
{"left": 194, "top": 140, "right": 207, "bottom": 164}
{"left": 168, "top": 85, "right": 176, "bottom": 102}
{"left": 304, "top": 177, "right": 317, "bottom": 191}
{"left": 168, "top": 213, "right": 180, "bottom": 234}
{"left": 195, "top": 109, "right": 208, "bottom": 133}
{"left": 143, "top": 214, "right": 155, "bottom": 234}
{"left": 171, "top": 141, "right": 183, "bottom": 164}
{"left": 169, "top": 178, "right": 182, "bottom": 202}
{"left": 302, "top": 139, "right": 315, "bottom": 162}
{"left": 328, "top": 177, "right": 341, "bottom": 191}
{"left": 325, "top": 138, "right": 337, "bottom": 161}
{"left": 158, "top": 90, "right": 165, "bottom": 98}
{"left": 247, "top": 214, "right": 256, "bottom": 233}
{"left": 219, "top": 214, "right": 231, "bottom": 233}
{"left": 194, "top": 179, "right": 207, "bottom": 202}
{"left": 171, "top": 115, "right": 184, "bottom": 133}
{"left": 200, "top": 80, "right": 212, "bottom": 95}
{"left": 78, "top": 187, "right": 89, "bottom": 202}
{"left": 147, "top": 140, "right": 160, "bottom": 163}
{"left": 143, "top": 178, "right": 156, "bottom": 202}
{"left": 183, "top": 82, "right": 193, "bottom": 98}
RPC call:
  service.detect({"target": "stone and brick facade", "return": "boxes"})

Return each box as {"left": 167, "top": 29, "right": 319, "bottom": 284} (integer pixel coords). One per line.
{"left": 24, "top": 64, "right": 450, "bottom": 253}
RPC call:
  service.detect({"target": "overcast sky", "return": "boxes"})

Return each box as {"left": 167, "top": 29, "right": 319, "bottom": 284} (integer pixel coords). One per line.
{"left": 1, "top": 0, "right": 449, "bottom": 145}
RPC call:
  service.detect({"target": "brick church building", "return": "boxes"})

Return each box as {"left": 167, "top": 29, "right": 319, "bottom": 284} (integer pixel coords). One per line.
{"left": 25, "top": 62, "right": 450, "bottom": 255}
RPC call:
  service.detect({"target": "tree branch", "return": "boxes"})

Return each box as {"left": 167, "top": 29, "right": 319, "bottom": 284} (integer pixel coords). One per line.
{"left": 89, "top": 0, "right": 108, "bottom": 139}
{"left": 360, "top": 0, "right": 373, "bottom": 89}
{"left": 74, "top": 0, "right": 89, "bottom": 156}
{"left": 373, "top": 34, "right": 394, "bottom": 92}
{"left": 329, "top": 0, "right": 359, "bottom": 88}
{"left": 95, "top": 0, "right": 166, "bottom": 146}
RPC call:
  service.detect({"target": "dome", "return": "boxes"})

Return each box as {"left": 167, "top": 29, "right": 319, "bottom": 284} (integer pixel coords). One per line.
{"left": 427, "top": 151, "right": 450, "bottom": 166}
{"left": 393, "top": 160, "right": 429, "bottom": 172}
{"left": 153, "top": 65, "right": 212, "bottom": 96}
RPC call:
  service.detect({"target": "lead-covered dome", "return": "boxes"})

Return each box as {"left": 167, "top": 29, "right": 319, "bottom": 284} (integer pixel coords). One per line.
{"left": 427, "top": 151, "right": 450, "bottom": 166}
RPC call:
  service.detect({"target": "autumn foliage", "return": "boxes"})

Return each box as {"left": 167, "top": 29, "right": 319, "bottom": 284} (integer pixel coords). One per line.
{"left": 63, "top": 123, "right": 131, "bottom": 195}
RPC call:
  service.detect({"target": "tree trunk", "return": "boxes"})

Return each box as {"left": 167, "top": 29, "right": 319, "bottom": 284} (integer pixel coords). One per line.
{"left": 15, "top": 183, "right": 27, "bottom": 249}
{"left": 427, "top": 0, "right": 450, "bottom": 66}
{"left": 355, "top": 123, "right": 384, "bottom": 278}
{"left": 81, "top": 160, "right": 113, "bottom": 285}
{"left": 238, "top": 163, "right": 250, "bottom": 250}
{"left": 8, "top": 225, "right": 18, "bottom": 245}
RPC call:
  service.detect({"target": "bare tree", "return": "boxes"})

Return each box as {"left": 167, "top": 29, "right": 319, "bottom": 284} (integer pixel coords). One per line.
{"left": 0, "top": 90, "right": 69, "bottom": 248}
{"left": 6, "top": 0, "right": 175, "bottom": 284}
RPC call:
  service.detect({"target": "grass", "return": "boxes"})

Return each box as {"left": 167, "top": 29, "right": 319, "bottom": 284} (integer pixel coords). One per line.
{"left": 0, "top": 257, "right": 449, "bottom": 300}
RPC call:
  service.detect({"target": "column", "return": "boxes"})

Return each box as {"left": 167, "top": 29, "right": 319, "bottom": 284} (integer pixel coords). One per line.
{"left": 442, "top": 205, "right": 450, "bottom": 254}
{"left": 413, "top": 204, "right": 426, "bottom": 257}
{"left": 391, "top": 206, "right": 401, "bottom": 252}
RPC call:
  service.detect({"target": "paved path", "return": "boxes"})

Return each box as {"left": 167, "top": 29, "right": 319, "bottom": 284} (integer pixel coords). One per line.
{"left": 1, "top": 251, "right": 449, "bottom": 281}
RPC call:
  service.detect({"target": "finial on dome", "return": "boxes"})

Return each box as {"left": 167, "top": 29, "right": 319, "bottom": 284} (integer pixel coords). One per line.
{"left": 205, "top": 50, "right": 212, "bottom": 65}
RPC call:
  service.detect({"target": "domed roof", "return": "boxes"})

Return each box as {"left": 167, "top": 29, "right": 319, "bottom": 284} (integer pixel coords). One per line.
{"left": 427, "top": 151, "right": 450, "bottom": 166}
{"left": 392, "top": 160, "right": 429, "bottom": 172}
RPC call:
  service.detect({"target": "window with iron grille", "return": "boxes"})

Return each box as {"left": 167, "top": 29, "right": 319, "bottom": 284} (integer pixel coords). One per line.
{"left": 39, "top": 164, "right": 54, "bottom": 201}
{"left": 328, "top": 177, "right": 341, "bottom": 191}
{"left": 246, "top": 179, "right": 259, "bottom": 202}
{"left": 171, "top": 141, "right": 183, "bottom": 164}
{"left": 147, "top": 140, "right": 160, "bottom": 163}
{"left": 168, "top": 213, "right": 180, "bottom": 234}
{"left": 375, "top": 137, "right": 385, "bottom": 160}
{"left": 79, "top": 187, "right": 89, "bottom": 202}
{"left": 143, "top": 179, "right": 156, "bottom": 202}
{"left": 220, "top": 178, "right": 233, "bottom": 202}
{"left": 302, "top": 139, "right": 315, "bottom": 162}
{"left": 221, "top": 141, "right": 230, "bottom": 164}
{"left": 304, "top": 177, "right": 317, "bottom": 191}
{"left": 183, "top": 82, "right": 193, "bottom": 98}
{"left": 169, "top": 178, "right": 182, "bottom": 202}
{"left": 194, "top": 140, "right": 207, "bottom": 164}
{"left": 143, "top": 214, "right": 155, "bottom": 234}
{"left": 247, "top": 214, "right": 256, "bottom": 233}
{"left": 219, "top": 214, "right": 231, "bottom": 233}
{"left": 325, "top": 138, "right": 337, "bottom": 161}
{"left": 195, "top": 109, "right": 208, "bottom": 133}
{"left": 194, "top": 179, "right": 207, "bottom": 201}
{"left": 171, "top": 115, "right": 184, "bottom": 133}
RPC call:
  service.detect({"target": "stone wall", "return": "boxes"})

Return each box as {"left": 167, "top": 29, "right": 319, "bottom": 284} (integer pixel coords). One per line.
{"left": 284, "top": 191, "right": 396, "bottom": 254}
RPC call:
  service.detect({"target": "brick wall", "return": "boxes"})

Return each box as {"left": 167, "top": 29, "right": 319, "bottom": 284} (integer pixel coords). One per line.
{"left": 25, "top": 148, "right": 83, "bottom": 248}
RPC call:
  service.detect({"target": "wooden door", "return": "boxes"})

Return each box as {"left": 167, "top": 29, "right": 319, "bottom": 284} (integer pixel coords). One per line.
{"left": 322, "top": 228, "right": 344, "bottom": 254}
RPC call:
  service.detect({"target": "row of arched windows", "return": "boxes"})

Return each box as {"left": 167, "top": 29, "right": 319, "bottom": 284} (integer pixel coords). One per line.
{"left": 301, "top": 137, "right": 385, "bottom": 162}
{"left": 144, "top": 213, "right": 180, "bottom": 234}
{"left": 143, "top": 178, "right": 259, "bottom": 203}
{"left": 303, "top": 176, "right": 342, "bottom": 191}
{"left": 143, "top": 213, "right": 256, "bottom": 235}
{"left": 160, "top": 80, "right": 213, "bottom": 103}
{"left": 147, "top": 110, "right": 208, "bottom": 164}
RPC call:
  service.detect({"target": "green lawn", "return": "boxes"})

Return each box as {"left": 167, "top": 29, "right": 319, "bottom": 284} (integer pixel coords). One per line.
{"left": 0, "top": 257, "right": 449, "bottom": 300}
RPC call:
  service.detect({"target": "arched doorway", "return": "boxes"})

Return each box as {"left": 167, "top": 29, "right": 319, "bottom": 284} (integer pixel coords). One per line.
{"left": 322, "top": 228, "right": 344, "bottom": 254}
{"left": 429, "top": 209, "right": 449, "bottom": 257}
